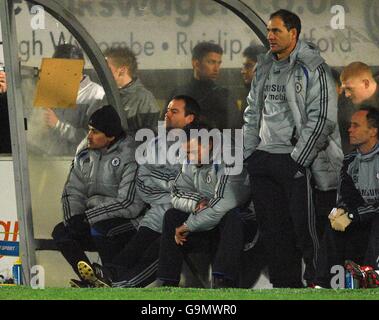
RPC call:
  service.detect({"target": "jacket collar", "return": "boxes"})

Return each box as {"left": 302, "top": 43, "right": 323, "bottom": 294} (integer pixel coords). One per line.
{"left": 190, "top": 77, "right": 215, "bottom": 87}
{"left": 92, "top": 134, "right": 130, "bottom": 156}
{"left": 79, "top": 74, "right": 91, "bottom": 89}
{"left": 356, "top": 143, "right": 379, "bottom": 161}
{"left": 119, "top": 78, "right": 141, "bottom": 93}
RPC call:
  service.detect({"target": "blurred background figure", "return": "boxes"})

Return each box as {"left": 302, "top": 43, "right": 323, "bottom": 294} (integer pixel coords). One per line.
{"left": 103, "top": 47, "right": 160, "bottom": 135}
{"left": 339, "top": 62, "right": 379, "bottom": 154}
{"left": 169, "top": 42, "right": 242, "bottom": 130}
{"left": 241, "top": 45, "right": 267, "bottom": 89}
{"left": 0, "top": 65, "right": 11, "bottom": 154}
{"left": 239, "top": 45, "right": 267, "bottom": 113}
{"left": 28, "top": 43, "right": 105, "bottom": 156}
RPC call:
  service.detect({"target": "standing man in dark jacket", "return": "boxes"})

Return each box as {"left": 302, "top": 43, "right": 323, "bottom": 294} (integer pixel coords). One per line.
{"left": 243, "top": 9, "right": 342, "bottom": 287}
{"left": 241, "top": 45, "right": 267, "bottom": 90}
{"left": 238, "top": 45, "right": 267, "bottom": 115}
{"left": 315, "top": 106, "right": 379, "bottom": 288}
{"left": 169, "top": 42, "right": 242, "bottom": 130}
{"left": 52, "top": 105, "right": 145, "bottom": 287}
{"left": 0, "top": 68, "right": 11, "bottom": 154}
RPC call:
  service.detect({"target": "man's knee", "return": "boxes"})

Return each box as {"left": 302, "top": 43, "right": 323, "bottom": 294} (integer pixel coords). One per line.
{"left": 51, "top": 222, "right": 70, "bottom": 242}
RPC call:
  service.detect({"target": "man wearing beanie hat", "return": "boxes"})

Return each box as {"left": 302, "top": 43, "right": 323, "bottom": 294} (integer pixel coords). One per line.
{"left": 88, "top": 104, "right": 123, "bottom": 140}
{"left": 52, "top": 105, "right": 146, "bottom": 287}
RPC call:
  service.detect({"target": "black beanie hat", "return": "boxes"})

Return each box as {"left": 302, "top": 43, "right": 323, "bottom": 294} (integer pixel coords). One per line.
{"left": 88, "top": 105, "right": 123, "bottom": 138}
{"left": 53, "top": 44, "right": 84, "bottom": 60}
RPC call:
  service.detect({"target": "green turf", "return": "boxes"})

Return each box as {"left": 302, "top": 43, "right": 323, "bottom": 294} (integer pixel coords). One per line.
{"left": 0, "top": 286, "right": 378, "bottom": 300}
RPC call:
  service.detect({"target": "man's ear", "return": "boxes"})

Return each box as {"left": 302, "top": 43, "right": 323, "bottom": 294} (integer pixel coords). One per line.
{"left": 371, "top": 127, "right": 378, "bottom": 139}
{"left": 186, "top": 114, "right": 195, "bottom": 125}
{"left": 290, "top": 28, "right": 297, "bottom": 41}
{"left": 119, "top": 65, "right": 129, "bottom": 76}
{"left": 363, "top": 78, "right": 370, "bottom": 89}
{"left": 192, "top": 59, "right": 199, "bottom": 70}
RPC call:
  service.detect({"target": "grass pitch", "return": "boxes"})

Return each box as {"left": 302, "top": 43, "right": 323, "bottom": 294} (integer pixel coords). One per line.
{"left": 0, "top": 286, "right": 378, "bottom": 300}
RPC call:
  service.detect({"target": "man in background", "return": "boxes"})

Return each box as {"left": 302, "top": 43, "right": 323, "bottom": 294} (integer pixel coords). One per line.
{"left": 0, "top": 67, "right": 11, "bottom": 154}
{"left": 104, "top": 47, "right": 160, "bottom": 135}
{"left": 41, "top": 44, "right": 105, "bottom": 156}
{"left": 169, "top": 42, "right": 242, "bottom": 130}
{"left": 339, "top": 62, "right": 379, "bottom": 154}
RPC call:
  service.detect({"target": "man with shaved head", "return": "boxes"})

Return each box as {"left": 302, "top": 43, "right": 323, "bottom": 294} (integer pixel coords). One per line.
{"left": 341, "top": 62, "right": 378, "bottom": 105}
{"left": 339, "top": 62, "right": 379, "bottom": 153}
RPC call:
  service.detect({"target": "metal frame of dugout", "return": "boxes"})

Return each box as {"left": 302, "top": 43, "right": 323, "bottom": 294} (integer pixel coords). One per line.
{"left": 0, "top": 0, "right": 268, "bottom": 286}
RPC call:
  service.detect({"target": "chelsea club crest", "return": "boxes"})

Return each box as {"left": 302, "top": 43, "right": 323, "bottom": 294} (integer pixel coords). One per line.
{"left": 295, "top": 82, "right": 302, "bottom": 93}
{"left": 111, "top": 157, "right": 121, "bottom": 167}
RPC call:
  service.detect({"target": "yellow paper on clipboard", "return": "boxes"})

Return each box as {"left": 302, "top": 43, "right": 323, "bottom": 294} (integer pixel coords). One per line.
{"left": 33, "top": 58, "right": 84, "bottom": 108}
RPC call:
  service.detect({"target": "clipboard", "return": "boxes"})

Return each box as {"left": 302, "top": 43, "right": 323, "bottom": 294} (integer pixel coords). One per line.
{"left": 33, "top": 58, "right": 84, "bottom": 108}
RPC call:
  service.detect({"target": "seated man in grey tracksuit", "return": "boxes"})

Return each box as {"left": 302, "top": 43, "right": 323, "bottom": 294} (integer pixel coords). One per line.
{"left": 156, "top": 123, "right": 252, "bottom": 288}
{"left": 52, "top": 105, "right": 145, "bottom": 287}
{"left": 315, "top": 106, "right": 379, "bottom": 288}
{"left": 76, "top": 95, "right": 201, "bottom": 288}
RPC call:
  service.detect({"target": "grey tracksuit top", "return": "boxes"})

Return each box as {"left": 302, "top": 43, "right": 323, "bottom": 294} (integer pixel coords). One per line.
{"left": 338, "top": 144, "right": 379, "bottom": 222}
{"left": 243, "top": 40, "right": 343, "bottom": 191}
{"left": 136, "top": 137, "right": 181, "bottom": 233}
{"left": 62, "top": 135, "right": 145, "bottom": 226}
{"left": 172, "top": 162, "right": 250, "bottom": 232}
{"left": 116, "top": 78, "right": 160, "bottom": 134}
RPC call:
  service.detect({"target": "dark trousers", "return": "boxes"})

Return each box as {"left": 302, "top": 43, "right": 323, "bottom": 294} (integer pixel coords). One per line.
{"left": 239, "top": 212, "right": 268, "bottom": 288}
{"left": 156, "top": 208, "right": 258, "bottom": 286}
{"left": 315, "top": 216, "right": 379, "bottom": 287}
{"left": 213, "top": 208, "right": 264, "bottom": 285}
{"left": 52, "top": 217, "right": 136, "bottom": 279}
{"left": 107, "top": 227, "right": 161, "bottom": 288}
{"left": 247, "top": 151, "right": 319, "bottom": 287}
{"left": 314, "top": 189, "right": 338, "bottom": 239}
{"left": 366, "top": 216, "right": 379, "bottom": 269}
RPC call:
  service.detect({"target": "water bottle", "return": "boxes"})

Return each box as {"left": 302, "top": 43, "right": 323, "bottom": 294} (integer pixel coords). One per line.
{"left": 345, "top": 270, "right": 353, "bottom": 289}
{"left": 345, "top": 269, "right": 361, "bottom": 289}
{"left": 12, "top": 258, "right": 22, "bottom": 285}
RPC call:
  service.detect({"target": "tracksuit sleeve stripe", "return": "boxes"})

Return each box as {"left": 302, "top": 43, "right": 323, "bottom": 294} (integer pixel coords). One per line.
{"left": 86, "top": 168, "right": 138, "bottom": 219}
{"left": 62, "top": 160, "right": 76, "bottom": 222}
{"left": 208, "top": 175, "right": 229, "bottom": 208}
{"left": 296, "top": 65, "right": 328, "bottom": 166}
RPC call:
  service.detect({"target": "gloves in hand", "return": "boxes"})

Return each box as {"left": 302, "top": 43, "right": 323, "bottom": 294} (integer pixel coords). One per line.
{"left": 331, "top": 213, "right": 352, "bottom": 232}
{"left": 328, "top": 207, "right": 345, "bottom": 221}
